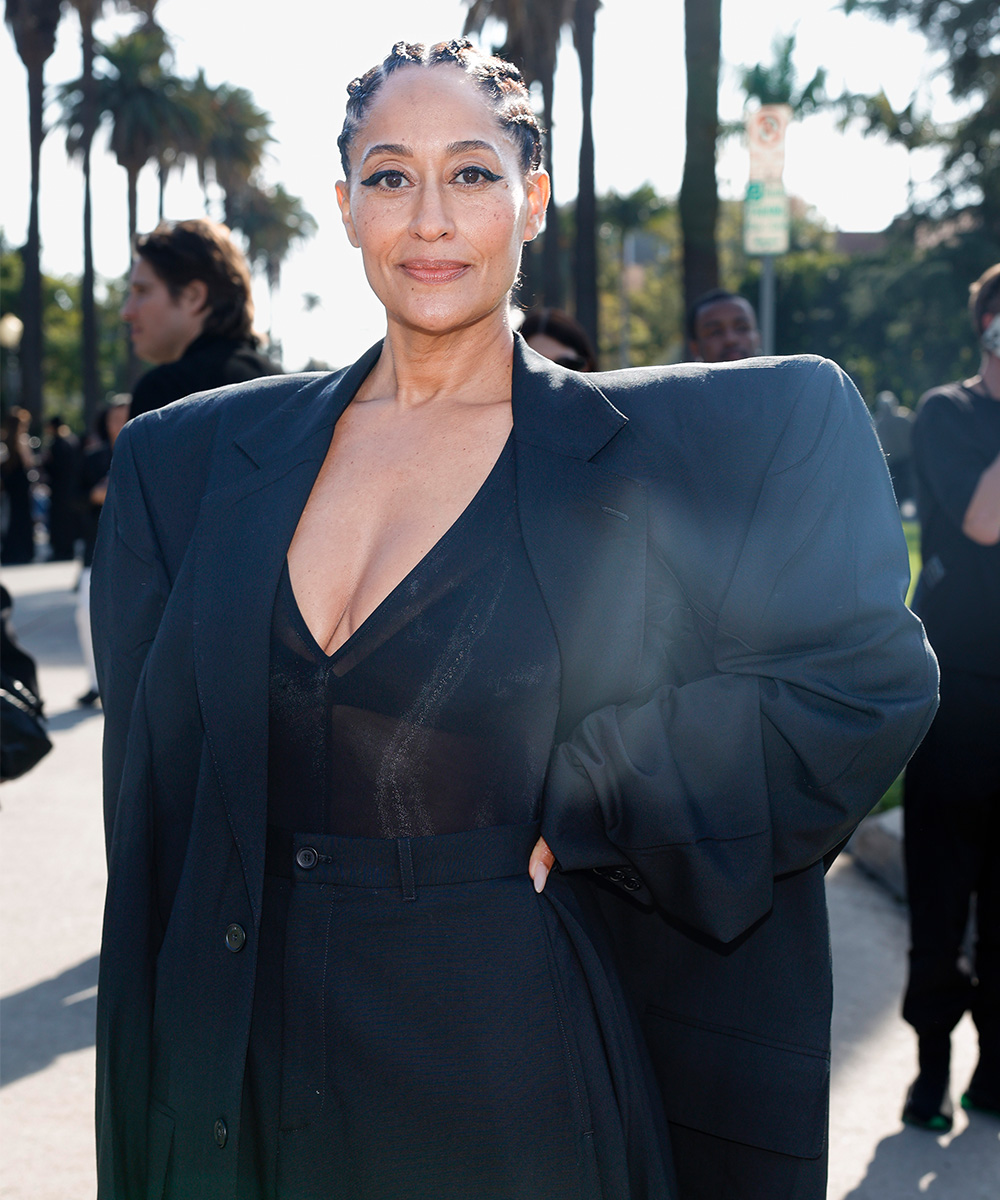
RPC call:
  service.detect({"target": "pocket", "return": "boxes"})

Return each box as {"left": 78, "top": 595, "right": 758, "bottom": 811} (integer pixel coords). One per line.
{"left": 642, "top": 1007, "right": 829, "bottom": 1159}
{"left": 146, "top": 1100, "right": 175, "bottom": 1200}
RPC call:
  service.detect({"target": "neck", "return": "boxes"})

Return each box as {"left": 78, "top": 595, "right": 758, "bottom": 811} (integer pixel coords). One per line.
{"left": 364, "top": 310, "right": 516, "bottom": 409}
{"left": 972, "top": 353, "right": 1000, "bottom": 400}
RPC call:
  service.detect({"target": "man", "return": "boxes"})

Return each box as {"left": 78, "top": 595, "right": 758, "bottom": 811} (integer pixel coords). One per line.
{"left": 687, "top": 288, "right": 762, "bottom": 362}
{"left": 902, "top": 262, "right": 1000, "bottom": 1130}
{"left": 122, "top": 219, "right": 280, "bottom": 419}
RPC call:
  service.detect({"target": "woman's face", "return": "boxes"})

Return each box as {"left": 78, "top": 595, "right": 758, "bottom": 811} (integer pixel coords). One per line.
{"left": 336, "top": 65, "right": 549, "bottom": 338}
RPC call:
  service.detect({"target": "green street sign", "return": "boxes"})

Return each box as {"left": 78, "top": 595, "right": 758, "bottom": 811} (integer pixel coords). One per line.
{"left": 743, "top": 181, "right": 790, "bottom": 256}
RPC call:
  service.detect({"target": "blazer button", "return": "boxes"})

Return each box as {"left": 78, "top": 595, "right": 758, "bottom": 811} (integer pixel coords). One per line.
{"left": 296, "top": 846, "right": 318, "bottom": 870}
{"left": 214, "top": 1118, "right": 228, "bottom": 1148}
{"left": 225, "top": 924, "right": 246, "bottom": 953}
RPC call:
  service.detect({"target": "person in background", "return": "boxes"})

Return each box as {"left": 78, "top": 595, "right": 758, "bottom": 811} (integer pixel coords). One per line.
{"left": 43, "top": 415, "right": 81, "bottom": 561}
{"left": 687, "top": 289, "right": 761, "bottom": 363}
{"left": 122, "top": 218, "right": 281, "bottom": 420}
{"left": 902, "top": 261, "right": 1000, "bottom": 1130}
{"left": 75, "top": 397, "right": 129, "bottom": 708}
{"left": 873, "top": 391, "right": 916, "bottom": 511}
{"left": 1, "top": 407, "right": 37, "bottom": 566}
{"left": 520, "top": 306, "right": 598, "bottom": 371}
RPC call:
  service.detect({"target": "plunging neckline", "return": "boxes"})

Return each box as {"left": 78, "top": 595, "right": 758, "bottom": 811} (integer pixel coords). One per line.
{"left": 285, "top": 433, "right": 515, "bottom": 669}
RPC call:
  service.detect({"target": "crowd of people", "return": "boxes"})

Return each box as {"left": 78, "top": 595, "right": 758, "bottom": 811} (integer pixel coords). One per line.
{"left": 0, "top": 37, "right": 996, "bottom": 1200}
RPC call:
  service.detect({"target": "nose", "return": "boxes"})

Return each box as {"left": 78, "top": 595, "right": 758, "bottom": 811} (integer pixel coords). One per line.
{"left": 121, "top": 295, "right": 135, "bottom": 322}
{"left": 409, "top": 181, "right": 454, "bottom": 242}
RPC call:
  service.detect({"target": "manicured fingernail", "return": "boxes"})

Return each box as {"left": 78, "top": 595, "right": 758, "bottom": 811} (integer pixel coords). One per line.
{"left": 531, "top": 861, "right": 549, "bottom": 894}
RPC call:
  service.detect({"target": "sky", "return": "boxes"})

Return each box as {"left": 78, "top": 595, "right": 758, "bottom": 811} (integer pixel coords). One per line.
{"left": 1, "top": 0, "right": 955, "bottom": 370}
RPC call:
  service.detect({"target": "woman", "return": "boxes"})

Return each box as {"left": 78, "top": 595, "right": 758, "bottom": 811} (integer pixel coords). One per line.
{"left": 93, "top": 40, "right": 937, "bottom": 1200}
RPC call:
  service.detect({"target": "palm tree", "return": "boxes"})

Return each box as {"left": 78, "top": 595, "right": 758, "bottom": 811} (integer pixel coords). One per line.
{"left": 62, "top": 1, "right": 151, "bottom": 428}
{"left": 228, "top": 182, "right": 316, "bottom": 345}
{"left": 679, "top": 0, "right": 722, "bottom": 318}
{"left": 463, "top": 0, "right": 574, "bottom": 307}
{"left": 572, "top": 0, "right": 601, "bottom": 349}
{"left": 88, "top": 24, "right": 182, "bottom": 254}
{"left": 5, "top": 0, "right": 63, "bottom": 424}
{"left": 200, "top": 84, "right": 273, "bottom": 228}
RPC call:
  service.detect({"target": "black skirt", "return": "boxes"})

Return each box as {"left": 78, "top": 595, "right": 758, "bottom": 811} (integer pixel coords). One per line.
{"left": 238, "top": 822, "right": 674, "bottom": 1199}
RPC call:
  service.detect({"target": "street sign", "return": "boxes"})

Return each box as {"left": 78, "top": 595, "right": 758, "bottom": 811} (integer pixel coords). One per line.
{"left": 743, "top": 180, "right": 790, "bottom": 256}
{"left": 746, "top": 104, "right": 793, "bottom": 183}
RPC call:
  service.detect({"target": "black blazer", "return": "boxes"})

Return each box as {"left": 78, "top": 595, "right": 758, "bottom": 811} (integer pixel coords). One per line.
{"left": 92, "top": 338, "right": 937, "bottom": 1198}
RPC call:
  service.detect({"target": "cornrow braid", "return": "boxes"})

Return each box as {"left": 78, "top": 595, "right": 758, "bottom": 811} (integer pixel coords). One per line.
{"left": 337, "top": 38, "right": 544, "bottom": 179}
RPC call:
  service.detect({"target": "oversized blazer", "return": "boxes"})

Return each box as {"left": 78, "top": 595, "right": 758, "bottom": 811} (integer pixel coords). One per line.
{"left": 92, "top": 337, "right": 938, "bottom": 1199}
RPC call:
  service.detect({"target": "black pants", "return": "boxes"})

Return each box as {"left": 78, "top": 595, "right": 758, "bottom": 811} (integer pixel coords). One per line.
{"left": 902, "top": 669, "right": 1000, "bottom": 1068}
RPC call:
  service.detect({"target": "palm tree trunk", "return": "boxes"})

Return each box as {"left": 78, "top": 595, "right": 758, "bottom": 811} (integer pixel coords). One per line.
{"left": 21, "top": 60, "right": 45, "bottom": 424}
{"left": 80, "top": 7, "right": 99, "bottom": 431}
{"left": 573, "top": 0, "right": 598, "bottom": 353}
{"left": 679, "top": 0, "right": 721, "bottom": 318}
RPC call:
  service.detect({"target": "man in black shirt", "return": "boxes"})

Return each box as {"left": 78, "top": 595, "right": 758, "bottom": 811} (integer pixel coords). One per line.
{"left": 903, "top": 262, "right": 1000, "bottom": 1129}
{"left": 122, "top": 219, "right": 280, "bottom": 420}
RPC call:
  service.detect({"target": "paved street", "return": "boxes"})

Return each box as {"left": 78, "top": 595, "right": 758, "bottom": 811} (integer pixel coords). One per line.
{"left": 1, "top": 559, "right": 996, "bottom": 1198}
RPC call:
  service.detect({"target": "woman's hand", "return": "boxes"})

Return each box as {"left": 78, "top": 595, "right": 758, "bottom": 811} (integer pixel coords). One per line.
{"left": 528, "top": 836, "right": 555, "bottom": 894}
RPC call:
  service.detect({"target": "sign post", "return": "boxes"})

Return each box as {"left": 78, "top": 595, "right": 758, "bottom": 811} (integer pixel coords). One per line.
{"left": 744, "top": 105, "right": 792, "bottom": 356}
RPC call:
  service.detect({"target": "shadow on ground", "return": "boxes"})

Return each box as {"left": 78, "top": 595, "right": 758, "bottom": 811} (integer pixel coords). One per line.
{"left": 46, "top": 704, "right": 103, "bottom": 732}
{"left": 843, "top": 1119, "right": 1000, "bottom": 1200}
{"left": 0, "top": 955, "right": 99, "bottom": 1087}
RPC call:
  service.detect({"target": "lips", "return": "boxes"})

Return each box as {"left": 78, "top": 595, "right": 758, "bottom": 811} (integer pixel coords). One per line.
{"left": 399, "top": 260, "right": 469, "bottom": 284}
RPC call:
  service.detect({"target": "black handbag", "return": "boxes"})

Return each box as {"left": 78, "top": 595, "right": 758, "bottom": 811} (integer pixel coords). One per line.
{"left": 1, "top": 669, "right": 53, "bottom": 781}
{"left": 1, "top": 583, "right": 53, "bottom": 782}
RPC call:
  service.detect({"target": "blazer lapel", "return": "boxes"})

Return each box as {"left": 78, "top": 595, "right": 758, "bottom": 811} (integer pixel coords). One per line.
{"left": 512, "top": 341, "right": 647, "bottom": 738}
{"left": 191, "top": 345, "right": 381, "bottom": 922}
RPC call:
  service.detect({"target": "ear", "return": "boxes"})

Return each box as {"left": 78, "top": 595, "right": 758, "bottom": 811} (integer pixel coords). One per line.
{"left": 181, "top": 279, "right": 209, "bottom": 316}
{"left": 688, "top": 341, "right": 704, "bottom": 362}
{"left": 335, "top": 180, "right": 361, "bottom": 249}
{"left": 522, "top": 169, "right": 551, "bottom": 243}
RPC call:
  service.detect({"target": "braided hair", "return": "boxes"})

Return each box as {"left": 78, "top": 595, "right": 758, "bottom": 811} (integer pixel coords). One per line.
{"left": 337, "top": 38, "right": 544, "bottom": 178}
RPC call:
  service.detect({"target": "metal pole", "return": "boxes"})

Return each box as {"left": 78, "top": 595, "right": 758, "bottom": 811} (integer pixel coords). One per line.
{"left": 760, "top": 254, "right": 776, "bottom": 356}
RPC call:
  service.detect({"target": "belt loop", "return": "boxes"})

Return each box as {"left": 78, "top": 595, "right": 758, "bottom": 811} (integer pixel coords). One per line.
{"left": 397, "top": 838, "right": 417, "bottom": 901}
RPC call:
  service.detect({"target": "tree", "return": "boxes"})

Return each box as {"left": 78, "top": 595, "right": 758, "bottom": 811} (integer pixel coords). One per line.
{"left": 228, "top": 181, "right": 316, "bottom": 345}
{"left": 198, "top": 83, "right": 274, "bottom": 227}
{"left": 679, "top": 0, "right": 721, "bottom": 317}
{"left": 739, "top": 33, "right": 827, "bottom": 112}
{"left": 5, "top": 0, "right": 63, "bottom": 424}
{"left": 572, "top": 0, "right": 601, "bottom": 349}
{"left": 61, "top": 1, "right": 156, "bottom": 430}
{"left": 842, "top": 0, "right": 1000, "bottom": 237}
{"left": 77, "top": 24, "right": 183, "bottom": 255}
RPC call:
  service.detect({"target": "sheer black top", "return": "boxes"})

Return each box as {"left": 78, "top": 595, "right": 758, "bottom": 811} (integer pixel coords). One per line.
{"left": 266, "top": 437, "right": 562, "bottom": 837}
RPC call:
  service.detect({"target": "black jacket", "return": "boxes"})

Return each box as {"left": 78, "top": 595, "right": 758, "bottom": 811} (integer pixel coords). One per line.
{"left": 92, "top": 339, "right": 938, "bottom": 1198}
{"left": 128, "top": 332, "right": 281, "bottom": 420}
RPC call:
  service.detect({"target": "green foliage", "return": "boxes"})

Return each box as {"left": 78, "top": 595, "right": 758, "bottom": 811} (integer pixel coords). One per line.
{"left": 736, "top": 223, "right": 999, "bottom": 404}
{"left": 840, "top": 0, "right": 1000, "bottom": 236}
{"left": 1, "top": 242, "right": 127, "bottom": 425}
{"left": 740, "top": 34, "right": 828, "bottom": 115}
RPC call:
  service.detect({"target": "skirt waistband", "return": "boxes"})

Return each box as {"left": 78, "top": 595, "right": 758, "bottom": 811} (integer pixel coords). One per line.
{"left": 264, "top": 821, "right": 540, "bottom": 897}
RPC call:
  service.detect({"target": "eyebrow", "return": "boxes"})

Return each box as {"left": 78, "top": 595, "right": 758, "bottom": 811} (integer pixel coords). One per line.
{"left": 360, "top": 139, "right": 501, "bottom": 166}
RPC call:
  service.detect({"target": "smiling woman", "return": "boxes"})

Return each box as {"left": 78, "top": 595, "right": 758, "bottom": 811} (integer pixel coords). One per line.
{"left": 91, "top": 36, "right": 937, "bottom": 1200}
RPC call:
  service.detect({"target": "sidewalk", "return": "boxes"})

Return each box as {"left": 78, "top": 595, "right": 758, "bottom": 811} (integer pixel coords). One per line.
{"left": 1, "top": 560, "right": 996, "bottom": 1199}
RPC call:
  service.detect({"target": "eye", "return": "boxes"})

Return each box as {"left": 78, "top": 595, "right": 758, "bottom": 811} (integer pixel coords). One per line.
{"left": 360, "top": 169, "right": 411, "bottom": 190}
{"left": 455, "top": 166, "right": 502, "bottom": 186}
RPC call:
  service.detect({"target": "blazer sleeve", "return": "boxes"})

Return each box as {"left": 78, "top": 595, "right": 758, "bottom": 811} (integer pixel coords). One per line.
{"left": 542, "top": 359, "right": 939, "bottom": 943}
{"left": 91, "top": 419, "right": 171, "bottom": 855}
